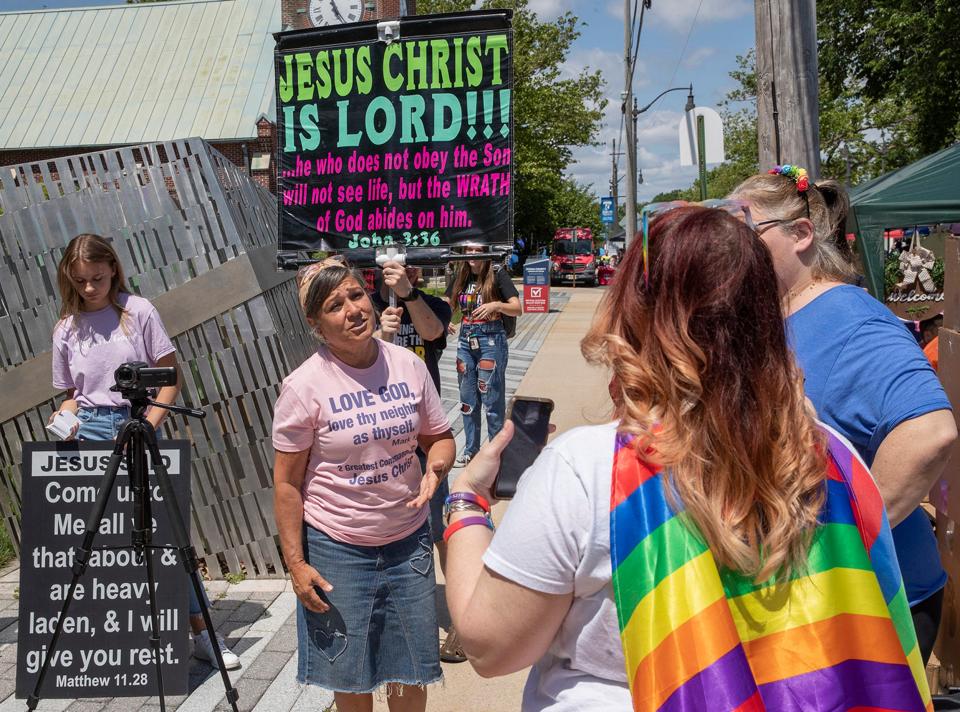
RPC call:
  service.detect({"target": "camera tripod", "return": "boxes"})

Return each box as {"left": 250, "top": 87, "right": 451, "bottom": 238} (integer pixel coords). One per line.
{"left": 27, "top": 390, "right": 240, "bottom": 712}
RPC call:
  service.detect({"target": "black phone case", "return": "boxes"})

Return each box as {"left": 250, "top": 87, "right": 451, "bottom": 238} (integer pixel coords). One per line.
{"left": 493, "top": 399, "right": 553, "bottom": 499}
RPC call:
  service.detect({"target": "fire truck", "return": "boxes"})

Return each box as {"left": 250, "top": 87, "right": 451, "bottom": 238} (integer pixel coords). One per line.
{"left": 550, "top": 227, "right": 597, "bottom": 286}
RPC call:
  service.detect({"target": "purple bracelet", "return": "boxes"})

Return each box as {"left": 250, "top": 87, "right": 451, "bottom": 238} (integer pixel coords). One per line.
{"left": 445, "top": 491, "right": 490, "bottom": 513}
{"left": 443, "top": 515, "right": 494, "bottom": 542}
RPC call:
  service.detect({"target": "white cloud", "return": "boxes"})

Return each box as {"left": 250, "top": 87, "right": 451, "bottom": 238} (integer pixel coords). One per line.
{"left": 682, "top": 46, "right": 715, "bottom": 69}
{"left": 528, "top": 0, "right": 576, "bottom": 21}
{"left": 650, "top": 0, "right": 752, "bottom": 33}
{"left": 560, "top": 47, "right": 628, "bottom": 85}
{"left": 605, "top": 0, "right": 750, "bottom": 32}
{"left": 636, "top": 110, "right": 684, "bottom": 143}
{"left": 565, "top": 110, "right": 697, "bottom": 200}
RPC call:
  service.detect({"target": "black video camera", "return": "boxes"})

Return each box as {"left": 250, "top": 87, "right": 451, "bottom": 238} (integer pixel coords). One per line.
{"left": 113, "top": 361, "right": 177, "bottom": 393}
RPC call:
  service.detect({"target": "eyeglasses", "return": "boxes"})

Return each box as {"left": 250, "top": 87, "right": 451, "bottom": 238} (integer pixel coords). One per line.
{"left": 639, "top": 199, "right": 800, "bottom": 284}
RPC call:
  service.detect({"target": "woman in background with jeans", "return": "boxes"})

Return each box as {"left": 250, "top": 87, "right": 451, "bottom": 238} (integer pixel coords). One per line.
{"left": 48, "top": 233, "right": 239, "bottom": 670}
{"left": 445, "top": 245, "right": 521, "bottom": 466}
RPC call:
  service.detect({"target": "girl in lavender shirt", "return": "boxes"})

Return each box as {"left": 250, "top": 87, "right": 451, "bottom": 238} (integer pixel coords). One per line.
{"left": 50, "top": 234, "right": 179, "bottom": 440}
{"left": 47, "top": 233, "right": 239, "bottom": 670}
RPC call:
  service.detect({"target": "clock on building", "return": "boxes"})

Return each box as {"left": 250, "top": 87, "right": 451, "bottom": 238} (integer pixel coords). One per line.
{"left": 309, "top": 0, "right": 362, "bottom": 26}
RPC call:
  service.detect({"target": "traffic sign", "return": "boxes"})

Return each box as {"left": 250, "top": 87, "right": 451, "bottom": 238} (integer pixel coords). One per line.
{"left": 600, "top": 197, "right": 615, "bottom": 225}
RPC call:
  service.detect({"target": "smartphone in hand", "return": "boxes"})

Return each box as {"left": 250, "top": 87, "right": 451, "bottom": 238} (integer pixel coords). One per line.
{"left": 492, "top": 397, "right": 554, "bottom": 499}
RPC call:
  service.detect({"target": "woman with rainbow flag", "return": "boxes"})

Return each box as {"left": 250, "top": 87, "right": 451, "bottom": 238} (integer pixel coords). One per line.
{"left": 442, "top": 207, "right": 933, "bottom": 711}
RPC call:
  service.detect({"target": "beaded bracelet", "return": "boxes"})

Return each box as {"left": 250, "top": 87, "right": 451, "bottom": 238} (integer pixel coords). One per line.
{"left": 443, "top": 515, "right": 494, "bottom": 542}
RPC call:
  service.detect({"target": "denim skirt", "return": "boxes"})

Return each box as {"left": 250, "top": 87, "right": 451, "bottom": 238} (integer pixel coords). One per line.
{"left": 297, "top": 521, "right": 442, "bottom": 693}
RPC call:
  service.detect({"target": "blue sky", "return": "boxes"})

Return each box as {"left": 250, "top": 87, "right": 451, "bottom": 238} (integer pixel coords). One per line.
{"left": 550, "top": 0, "right": 756, "bottom": 201}
{"left": 0, "top": 0, "right": 755, "bottom": 200}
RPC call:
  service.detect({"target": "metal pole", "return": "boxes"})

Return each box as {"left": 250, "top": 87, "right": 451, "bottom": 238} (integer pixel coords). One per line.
{"left": 611, "top": 138, "right": 619, "bottom": 218}
{"left": 624, "top": 0, "right": 636, "bottom": 248}
{"left": 697, "top": 115, "right": 708, "bottom": 200}
{"left": 632, "top": 96, "right": 639, "bottom": 211}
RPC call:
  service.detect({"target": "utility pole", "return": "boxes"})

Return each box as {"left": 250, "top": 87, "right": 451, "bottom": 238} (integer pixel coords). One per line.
{"left": 624, "top": 0, "right": 636, "bottom": 248}
{"left": 610, "top": 139, "right": 624, "bottom": 245}
{"left": 610, "top": 139, "right": 620, "bottom": 219}
{"left": 754, "top": 0, "right": 820, "bottom": 177}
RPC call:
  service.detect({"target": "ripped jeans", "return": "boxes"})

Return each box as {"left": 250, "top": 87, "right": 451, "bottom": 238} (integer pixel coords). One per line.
{"left": 456, "top": 322, "right": 509, "bottom": 457}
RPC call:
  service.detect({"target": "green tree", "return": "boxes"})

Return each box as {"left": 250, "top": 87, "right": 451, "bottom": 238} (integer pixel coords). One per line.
{"left": 657, "top": 44, "right": 926, "bottom": 199}
{"left": 419, "top": 0, "right": 607, "bottom": 241}
{"left": 818, "top": 0, "right": 960, "bottom": 156}
{"left": 547, "top": 178, "right": 603, "bottom": 239}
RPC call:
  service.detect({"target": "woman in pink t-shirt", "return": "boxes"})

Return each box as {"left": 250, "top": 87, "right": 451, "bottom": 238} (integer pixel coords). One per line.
{"left": 273, "top": 258, "right": 455, "bottom": 712}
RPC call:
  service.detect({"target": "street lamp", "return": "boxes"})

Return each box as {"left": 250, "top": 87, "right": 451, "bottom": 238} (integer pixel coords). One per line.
{"left": 624, "top": 85, "right": 694, "bottom": 246}
{"left": 634, "top": 84, "right": 695, "bottom": 117}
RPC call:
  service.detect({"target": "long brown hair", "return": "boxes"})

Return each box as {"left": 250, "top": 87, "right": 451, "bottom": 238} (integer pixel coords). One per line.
{"left": 582, "top": 208, "right": 826, "bottom": 581}
{"left": 56, "top": 234, "right": 130, "bottom": 323}
{"left": 449, "top": 259, "right": 496, "bottom": 313}
{"left": 732, "top": 175, "right": 855, "bottom": 281}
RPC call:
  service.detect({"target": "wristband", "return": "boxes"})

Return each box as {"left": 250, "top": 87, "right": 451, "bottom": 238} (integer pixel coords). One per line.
{"left": 443, "top": 515, "right": 494, "bottom": 542}
{"left": 396, "top": 288, "right": 421, "bottom": 303}
{"left": 443, "top": 499, "right": 485, "bottom": 525}
{"left": 445, "top": 491, "right": 490, "bottom": 514}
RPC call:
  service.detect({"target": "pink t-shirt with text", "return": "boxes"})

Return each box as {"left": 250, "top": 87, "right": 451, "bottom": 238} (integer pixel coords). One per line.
{"left": 52, "top": 293, "right": 176, "bottom": 408}
{"left": 272, "top": 340, "right": 451, "bottom": 546}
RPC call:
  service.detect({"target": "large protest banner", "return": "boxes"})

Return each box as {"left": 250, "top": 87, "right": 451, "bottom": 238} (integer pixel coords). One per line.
{"left": 275, "top": 10, "right": 514, "bottom": 255}
{"left": 16, "top": 442, "right": 191, "bottom": 698}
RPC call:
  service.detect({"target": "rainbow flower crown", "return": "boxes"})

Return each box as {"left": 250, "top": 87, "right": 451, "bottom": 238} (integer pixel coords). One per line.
{"left": 768, "top": 164, "right": 809, "bottom": 192}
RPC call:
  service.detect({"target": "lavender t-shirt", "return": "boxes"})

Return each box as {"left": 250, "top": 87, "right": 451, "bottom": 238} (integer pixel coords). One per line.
{"left": 272, "top": 341, "right": 451, "bottom": 546}
{"left": 52, "top": 293, "right": 176, "bottom": 408}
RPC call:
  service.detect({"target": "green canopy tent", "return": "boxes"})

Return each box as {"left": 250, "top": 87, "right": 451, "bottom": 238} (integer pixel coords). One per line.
{"left": 850, "top": 143, "right": 960, "bottom": 299}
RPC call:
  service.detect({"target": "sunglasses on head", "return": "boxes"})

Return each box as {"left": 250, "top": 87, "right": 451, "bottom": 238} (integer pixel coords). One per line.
{"left": 639, "top": 199, "right": 801, "bottom": 284}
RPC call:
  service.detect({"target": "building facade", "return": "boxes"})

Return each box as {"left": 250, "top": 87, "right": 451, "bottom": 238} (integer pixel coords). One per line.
{"left": 0, "top": 0, "right": 416, "bottom": 191}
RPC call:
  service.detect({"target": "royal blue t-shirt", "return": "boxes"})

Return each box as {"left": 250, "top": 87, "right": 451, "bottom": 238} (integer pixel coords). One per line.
{"left": 787, "top": 285, "right": 950, "bottom": 606}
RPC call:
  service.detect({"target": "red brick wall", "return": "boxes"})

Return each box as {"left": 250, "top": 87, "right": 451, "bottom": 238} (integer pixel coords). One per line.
{"left": 281, "top": 0, "right": 415, "bottom": 29}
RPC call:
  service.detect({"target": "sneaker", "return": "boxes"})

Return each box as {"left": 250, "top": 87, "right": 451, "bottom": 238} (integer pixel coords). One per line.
{"left": 454, "top": 452, "right": 474, "bottom": 467}
{"left": 193, "top": 629, "right": 241, "bottom": 670}
{"left": 440, "top": 628, "right": 467, "bottom": 664}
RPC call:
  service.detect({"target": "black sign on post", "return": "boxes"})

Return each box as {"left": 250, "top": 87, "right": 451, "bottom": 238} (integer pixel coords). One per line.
{"left": 275, "top": 10, "right": 514, "bottom": 256}
{"left": 16, "top": 441, "right": 192, "bottom": 698}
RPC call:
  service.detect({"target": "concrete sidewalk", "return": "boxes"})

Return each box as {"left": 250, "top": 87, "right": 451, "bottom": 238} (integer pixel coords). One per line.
{"left": 0, "top": 287, "right": 610, "bottom": 712}
{"left": 414, "top": 287, "right": 610, "bottom": 712}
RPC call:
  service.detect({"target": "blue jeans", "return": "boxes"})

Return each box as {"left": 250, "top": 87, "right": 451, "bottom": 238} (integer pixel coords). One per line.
{"left": 419, "top": 449, "right": 449, "bottom": 543}
{"left": 456, "top": 322, "right": 509, "bottom": 456}
{"left": 76, "top": 407, "right": 207, "bottom": 617}
{"left": 76, "top": 405, "right": 131, "bottom": 441}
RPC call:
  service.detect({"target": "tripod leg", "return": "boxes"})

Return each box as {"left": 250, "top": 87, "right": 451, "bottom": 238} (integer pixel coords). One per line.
{"left": 143, "top": 427, "right": 240, "bottom": 712}
{"left": 27, "top": 433, "right": 129, "bottom": 710}
{"left": 140, "top": 514, "right": 167, "bottom": 711}
{"left": 131, "top": 422, "right": 167, "bottom": 711}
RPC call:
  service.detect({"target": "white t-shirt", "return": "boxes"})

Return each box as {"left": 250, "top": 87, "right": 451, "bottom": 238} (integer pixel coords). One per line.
{"left": 483, "top": 422, "right": 630, "bottom": 711}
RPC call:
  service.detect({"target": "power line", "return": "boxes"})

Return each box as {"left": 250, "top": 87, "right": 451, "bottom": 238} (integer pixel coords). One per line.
{"left": 667, "top": 0, "right": 704, "bottom": 88}
{"left": 618, "top": 0, "right": 648, "bottom": 179}
{"left": 629, "top": 0, "right": 650, "bottom": 89}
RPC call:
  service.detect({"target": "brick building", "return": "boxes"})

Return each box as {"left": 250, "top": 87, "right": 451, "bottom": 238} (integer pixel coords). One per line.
{"left": 0, "top": 0, "right": 415, "bottom": 192}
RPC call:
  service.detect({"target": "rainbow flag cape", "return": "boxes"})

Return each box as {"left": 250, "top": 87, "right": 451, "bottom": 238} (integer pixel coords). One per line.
{"left": 610, "top": 428, "right": 932, "bottom": 712}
